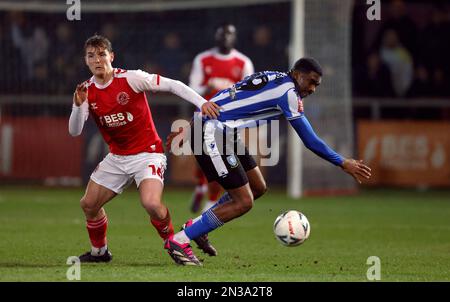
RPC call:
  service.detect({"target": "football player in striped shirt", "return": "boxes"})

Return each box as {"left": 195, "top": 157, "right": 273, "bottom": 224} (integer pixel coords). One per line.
{"left": 164, "top": 57, "right": 371, "bottom": 266}
{"left": 188, "top": 23, "right": 254, "bottom": 217}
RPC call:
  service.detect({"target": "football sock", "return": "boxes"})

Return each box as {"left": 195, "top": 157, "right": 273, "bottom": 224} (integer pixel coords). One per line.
{"left": 184, "top": 208, "right": 224, "bottom": 241}
{"left": 151, "top": 208, "right": 174, "bottom": 241}
{"left": 86, "top": 215, "right": 108, "bottom": 255}
{"left": 174, "top": 193, "right": 231, "bottom": 243}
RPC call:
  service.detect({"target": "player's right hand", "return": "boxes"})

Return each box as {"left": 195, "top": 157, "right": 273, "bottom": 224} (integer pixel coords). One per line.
{"left": 341, "top": 159, "right": 372, "bottom": 184}
{"left": 73, "top": 82, "right": 88, "bottom": 106}
{"left": 201, "top": 102, "right": 221, "bottom": 119}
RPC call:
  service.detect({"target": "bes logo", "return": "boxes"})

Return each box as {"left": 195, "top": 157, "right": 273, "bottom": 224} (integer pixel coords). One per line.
{"left": 101, "top": 112, "right": 134, "bottom": 127}
{"left": 116, "top": 92, "right": 130, "bottom": 105}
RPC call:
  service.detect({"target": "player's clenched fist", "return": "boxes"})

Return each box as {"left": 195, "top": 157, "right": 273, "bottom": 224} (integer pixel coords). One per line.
{"left": 73, "top": 82, "right": 88, "bottom": 106}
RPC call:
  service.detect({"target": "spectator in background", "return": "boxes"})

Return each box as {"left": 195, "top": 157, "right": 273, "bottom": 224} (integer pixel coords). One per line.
{"left": 380, "top": 29, "right": 413, "bottom": 97}
{"left": 29, "top": 60, "right": 49, "bottom": 93}
{"left": 417, "top": 4, "right": 450, "bottom": 98}
{"left": 373, "top": 0, "right": 417, "bottom": 57}
{"left": 9, "top": 11, "right": 49, "bottom": 81}
{"left": 0, "top": 21, "right": 22, "bottom": 93}
{"left": 355, "top": 52, "right": 395, "bottom": 98}
{"left": 156, "top": 32, "right": 190, "bottom": 81}
{"left": 246, "top": 25, "right": 286, "bottom": 71}
{"left": 51, "top": 23, "right": 78, "bottom": 94}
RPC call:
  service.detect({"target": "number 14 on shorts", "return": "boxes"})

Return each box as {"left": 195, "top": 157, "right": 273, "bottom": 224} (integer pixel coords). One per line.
{"left": 148, "top": 164, "right": 164, "bottom": 180}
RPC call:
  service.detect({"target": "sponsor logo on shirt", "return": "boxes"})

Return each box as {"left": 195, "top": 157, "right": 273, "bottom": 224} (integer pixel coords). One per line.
{"left": 100, "top": 112, "right": 134, "bottom": 128}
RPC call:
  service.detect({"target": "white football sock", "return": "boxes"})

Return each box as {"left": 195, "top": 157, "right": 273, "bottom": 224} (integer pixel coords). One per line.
{"left": 173, "top": 230, "right": 190, "bottom": 244}
{"left": 91, "top": 245, "right": 107, "bottom": 256}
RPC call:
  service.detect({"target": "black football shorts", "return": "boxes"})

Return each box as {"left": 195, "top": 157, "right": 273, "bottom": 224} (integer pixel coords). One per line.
{"left": 189, "top": 119, "right": 257, "bottom": 190}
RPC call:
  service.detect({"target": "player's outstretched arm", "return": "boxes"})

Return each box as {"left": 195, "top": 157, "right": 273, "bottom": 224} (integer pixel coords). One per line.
{"left": 68, "top": 82, "right": 89, "bottom": 136}
{"left": 129, "top": 70, "right": 221, "bottom": 119}
{"left": 289, "top": 116, "right": 371, "bottom": 183}
{"left": 157, "top": 76, "right": 220, "bottom": 119}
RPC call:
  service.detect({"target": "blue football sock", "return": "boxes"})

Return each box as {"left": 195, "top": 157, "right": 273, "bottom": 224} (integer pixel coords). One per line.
{"left": 184, "top": 208, "right": 224, "bottom": 240}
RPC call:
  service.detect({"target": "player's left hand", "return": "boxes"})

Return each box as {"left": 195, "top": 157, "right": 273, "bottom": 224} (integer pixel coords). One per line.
{"left": 341, "top": 159, "right": 372, "bottom": 184}
{"left": 201, "top": 102, "right": 221, "bottom": 119}
{"left": 166, "top": 127, "right": 184, "bottom": 152}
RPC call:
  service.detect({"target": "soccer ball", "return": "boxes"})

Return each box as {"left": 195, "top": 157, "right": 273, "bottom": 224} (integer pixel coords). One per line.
{"left": 273, "top": 210, "right": 311, "bottom": 246}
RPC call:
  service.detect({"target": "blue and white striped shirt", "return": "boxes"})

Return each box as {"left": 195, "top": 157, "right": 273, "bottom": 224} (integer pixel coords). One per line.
{"left": 208, "top": 71, "right": 303, "bottom": 128}
{"left": 202, "top": 71, "right": 344, "bottom": 166}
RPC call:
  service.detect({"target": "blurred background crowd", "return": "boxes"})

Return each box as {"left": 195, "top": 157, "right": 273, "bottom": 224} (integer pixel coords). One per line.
{"left": 0, "top": 0, "right": 449, "bottom": 102}
{"left": 0, "top": 5, "right": 290, "bottom": 94}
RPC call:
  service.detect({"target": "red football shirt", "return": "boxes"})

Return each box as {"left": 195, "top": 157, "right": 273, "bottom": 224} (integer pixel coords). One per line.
{"left": 86, "top": 68, "right": 164, "bottom": 155}
{"left": 189, "top": 48, "right": 254, "bottom": 100}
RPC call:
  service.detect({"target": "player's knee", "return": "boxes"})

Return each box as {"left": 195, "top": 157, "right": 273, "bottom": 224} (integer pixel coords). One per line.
{"left": 80, "top": 196, "right": 100, "bottom": 216}
{"left": 236, "top": 195, "right": 253, "bottom": 214}
{"left": 141, "top": 196, "right": 162, "bottom": 213}
{"left": 252, "top": 182, "right": 267, "bottom": 200}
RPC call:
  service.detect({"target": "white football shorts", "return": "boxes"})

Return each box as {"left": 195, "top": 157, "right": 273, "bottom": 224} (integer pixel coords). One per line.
{"left": 90, "top": 152, "right": 167, "bottom": 194}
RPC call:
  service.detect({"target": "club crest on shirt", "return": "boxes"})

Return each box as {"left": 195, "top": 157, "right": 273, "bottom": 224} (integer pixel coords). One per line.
{"left": 298, "top": 98, "right": 304, "bottom": 113}
{"left": 116, "top": 92, "right": 130, "bottom": 105}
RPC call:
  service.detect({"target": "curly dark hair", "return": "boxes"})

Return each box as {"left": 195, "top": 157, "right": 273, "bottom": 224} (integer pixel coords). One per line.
{"left": 292, "top": 57, "right": 323, "bottom": 76}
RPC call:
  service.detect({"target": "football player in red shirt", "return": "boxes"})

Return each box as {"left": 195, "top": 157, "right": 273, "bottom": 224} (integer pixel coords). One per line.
{"left": 69, "top": 35, "right": 219, "bottom": 262}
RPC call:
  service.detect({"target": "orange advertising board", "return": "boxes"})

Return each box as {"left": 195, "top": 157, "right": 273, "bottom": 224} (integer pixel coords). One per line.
{"left": 358, "top": 121, "right": 450, "bottom": 187}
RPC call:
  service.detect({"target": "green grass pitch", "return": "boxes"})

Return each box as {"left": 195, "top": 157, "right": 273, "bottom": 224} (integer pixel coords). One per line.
{"left": 0, "top": 186, "right": 449, "bottom": 281}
